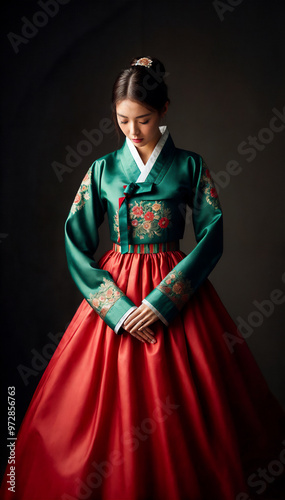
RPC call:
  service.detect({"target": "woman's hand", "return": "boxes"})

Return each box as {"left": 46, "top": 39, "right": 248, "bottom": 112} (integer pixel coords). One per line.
{"left": 122, "top": 303, "right": 159, "bottom": 344}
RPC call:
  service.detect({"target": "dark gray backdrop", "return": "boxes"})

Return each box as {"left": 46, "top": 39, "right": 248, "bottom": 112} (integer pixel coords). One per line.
{"left": 1, "top": 0, "right": 285, "bottom": 476}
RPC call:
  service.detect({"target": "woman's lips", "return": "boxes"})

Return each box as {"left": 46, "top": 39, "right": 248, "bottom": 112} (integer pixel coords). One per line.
{"left": 132, "top": 138, "right": 143, "bottom": 143}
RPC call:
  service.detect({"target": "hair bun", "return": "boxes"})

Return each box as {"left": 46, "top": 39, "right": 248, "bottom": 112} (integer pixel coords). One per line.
{"left": 129, "top": 56, "right": 166, "bottom": 77}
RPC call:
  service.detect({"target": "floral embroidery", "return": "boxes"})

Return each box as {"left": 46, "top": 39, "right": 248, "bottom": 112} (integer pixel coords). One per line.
{"left": 88, "top": 277, "right": 124, "bottom": 319}
{"left": 200, "top": 160, "right": 221, "bottom": 210}
{"left": 114, "top": 200, "right": 172, "bottom": 241}
{"left": 157, "top": 269, "right": 193, "bottom": 309}
{"left": 70, "top": 167, "right": 92, "bottom": 214}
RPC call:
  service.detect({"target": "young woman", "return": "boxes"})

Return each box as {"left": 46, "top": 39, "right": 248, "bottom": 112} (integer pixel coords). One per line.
{"left": 1, "top": 56, "right": 285, "bottom": 500}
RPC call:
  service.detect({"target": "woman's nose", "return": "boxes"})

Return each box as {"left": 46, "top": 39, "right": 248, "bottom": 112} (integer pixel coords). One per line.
{"left": 129, "top": 122, "right": 140, "bottom": 136}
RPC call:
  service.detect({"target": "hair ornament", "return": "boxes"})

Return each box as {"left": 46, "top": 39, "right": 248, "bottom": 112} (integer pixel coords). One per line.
{"left": 133, "top": 57, "right": 153, "bottom": 68}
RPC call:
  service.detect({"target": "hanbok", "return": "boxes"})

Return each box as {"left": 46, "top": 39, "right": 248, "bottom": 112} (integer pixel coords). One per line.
{"left": 1, "top": 126, "right": 284, "bottom": 500}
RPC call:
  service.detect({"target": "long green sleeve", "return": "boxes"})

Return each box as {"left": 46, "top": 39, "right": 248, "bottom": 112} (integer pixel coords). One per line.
{"left": 65, "top": 161, "right": 137, "bottom": 332}
{"left": 142, "top": 155, "right": 223, "bottom": 324}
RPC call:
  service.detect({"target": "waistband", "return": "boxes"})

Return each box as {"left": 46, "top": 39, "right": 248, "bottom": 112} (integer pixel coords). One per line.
{"left": 112, "top": 241, "right": 180, "bottom": 254}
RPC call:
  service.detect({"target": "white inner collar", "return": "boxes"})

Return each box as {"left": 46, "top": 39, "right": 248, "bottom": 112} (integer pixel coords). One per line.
{"left": 126, "top": 125, "right": 169, "bottom": 182}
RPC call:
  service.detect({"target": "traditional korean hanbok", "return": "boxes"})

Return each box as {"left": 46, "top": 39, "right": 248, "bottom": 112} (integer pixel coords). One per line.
{"left": 1, "top": 126, "right": 285, "bottom": 500}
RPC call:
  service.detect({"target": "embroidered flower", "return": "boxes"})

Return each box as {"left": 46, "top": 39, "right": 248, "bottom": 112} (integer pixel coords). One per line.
{"left": 200, "top": 160, "right": 221, "bottom": 210}
{"left": 113, "top": 200, "right": 172, "bottom": 241}
{"left": 82, "top": 172, "right": 90, "bottom": 182}
{"left": 152, "top": 203, "right": 161, "bottom": 211}
{"left": 158, "top": 217, "right": 169, "bottom": 228}
{"left": 88, "top": 277, "right": 124, "bottom": 319}
{"left": 91, "top": 298, "right": 100, "bottom": 308}
{"left": 157, "top": 269, "right": 193, "bottom": 310}
{"left": 100, "top": 306, "right": 109, "bottom": 317}
{"left": 74, "top": 193, "right": 81, "bottom": 205}
{"left": 144, "top": 211, "right": 154, "bottom": 221}
{"left": 70, "top": 167, "right": 92, "bottom": 214}
{"left": 143, "top": 222, "right": 151, "bottom": 231}
{"left": 132, "top": 206, "right": 144, "bottom": 217}
{"left": 172, "top": 282, "right": 184, "bottom": 294}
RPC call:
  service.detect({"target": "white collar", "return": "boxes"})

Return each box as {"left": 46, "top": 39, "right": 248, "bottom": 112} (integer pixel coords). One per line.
{"left": 126, "top": 125, "right": 169, "bottom": 182}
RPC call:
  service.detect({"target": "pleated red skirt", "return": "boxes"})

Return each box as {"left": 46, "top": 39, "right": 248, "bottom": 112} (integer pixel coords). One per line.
{"left": 1, "top": 249, "right": 285, "bottom": 500}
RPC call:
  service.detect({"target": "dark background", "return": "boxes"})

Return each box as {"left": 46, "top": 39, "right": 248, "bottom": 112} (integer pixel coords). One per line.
{"left": 1, "top": 0, "right": 284, "bottom": 477}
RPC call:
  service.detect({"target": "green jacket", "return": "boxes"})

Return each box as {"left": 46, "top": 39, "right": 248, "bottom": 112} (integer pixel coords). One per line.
{"left": 65, "top": 129, "right": 223, "bottom": 333}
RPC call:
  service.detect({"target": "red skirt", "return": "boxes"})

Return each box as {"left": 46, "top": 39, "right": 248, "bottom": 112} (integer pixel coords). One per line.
{"left": 1, "top": 248, "right": 285, "bottom": 500}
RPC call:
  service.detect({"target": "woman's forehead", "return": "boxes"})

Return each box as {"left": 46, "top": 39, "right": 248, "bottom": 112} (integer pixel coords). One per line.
{"left": 116, "top": 99, "right": 154, "bottom": 116}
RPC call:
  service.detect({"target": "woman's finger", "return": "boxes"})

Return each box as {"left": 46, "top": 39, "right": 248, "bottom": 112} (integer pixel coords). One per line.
{"left": 140, "top": 328, "right": 157, "bottom": 343}
{"left": 129, "top": 331, "right": 145, "bottom": 343}
{"left": 126, "top": 311, "right": 155, "bottom": 332}
{"left": 129, "top": 328, "right": 156, "bottom": 344}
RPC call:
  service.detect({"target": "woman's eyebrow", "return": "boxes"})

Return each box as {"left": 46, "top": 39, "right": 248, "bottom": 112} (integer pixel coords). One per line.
{"left": 117, "top": 113, "right": 152, "bottom": 118}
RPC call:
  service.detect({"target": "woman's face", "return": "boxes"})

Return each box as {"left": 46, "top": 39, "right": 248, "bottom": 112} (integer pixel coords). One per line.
{"left": 116, "top": 99, "right": 168, "bottom": 150}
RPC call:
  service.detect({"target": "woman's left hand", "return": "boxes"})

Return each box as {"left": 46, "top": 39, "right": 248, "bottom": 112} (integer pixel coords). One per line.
{"left": 122, "top": 303, "right": 159, "bottom": 334}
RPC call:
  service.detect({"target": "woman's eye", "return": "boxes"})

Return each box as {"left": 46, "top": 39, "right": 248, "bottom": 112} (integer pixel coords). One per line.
{"left": 120, "top": 121, "right": 128, "bottom": 124}
{"left": 140, "top": 120, "right": 149, "bottom": 124}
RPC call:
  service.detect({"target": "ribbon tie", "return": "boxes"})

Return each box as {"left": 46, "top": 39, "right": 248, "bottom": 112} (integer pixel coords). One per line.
{"left": 118, "top": 182, "right": 154, "bottom": 253}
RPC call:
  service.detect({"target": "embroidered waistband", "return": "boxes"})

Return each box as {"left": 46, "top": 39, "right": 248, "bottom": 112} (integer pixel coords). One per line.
{"left": 112, "top": 241, "right": 180, "bottom": 254}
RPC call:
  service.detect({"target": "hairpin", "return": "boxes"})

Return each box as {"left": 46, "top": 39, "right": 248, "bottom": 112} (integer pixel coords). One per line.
{"left": 134, "top": 57, "right": 153, "bottom": 68}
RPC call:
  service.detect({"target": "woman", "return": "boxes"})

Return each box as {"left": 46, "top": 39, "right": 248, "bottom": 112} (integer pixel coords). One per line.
{"left": 1, "top": 56, "right": 285, "bottom": 500}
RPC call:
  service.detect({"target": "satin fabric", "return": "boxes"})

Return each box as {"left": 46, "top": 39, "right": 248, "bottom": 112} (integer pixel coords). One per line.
{"left": 1, "top": 249, "right": 285, "bottom": 500}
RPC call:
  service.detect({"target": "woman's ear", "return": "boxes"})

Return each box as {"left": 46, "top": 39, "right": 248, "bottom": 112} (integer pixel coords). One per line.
{"left": 160, "top": 101, "right": 169, "bottom": 119}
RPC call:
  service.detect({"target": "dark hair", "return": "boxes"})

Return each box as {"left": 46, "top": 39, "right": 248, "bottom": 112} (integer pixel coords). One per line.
{"left": 111, "top": 56, "right": 170, "bottom": 141}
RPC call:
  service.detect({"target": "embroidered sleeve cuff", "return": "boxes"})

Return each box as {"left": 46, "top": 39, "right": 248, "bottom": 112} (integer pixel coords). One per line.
{"left": 114, "top": 306, "right": 138, "bottom": 334}
{"left": 142, "top": 299, "right": 169, "bottom": 326}
{"left": 143, "top": 267, "right": 194, "bottom": 324}
{"left": 103, "top": 295, "right": 137, "bottom": 333}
